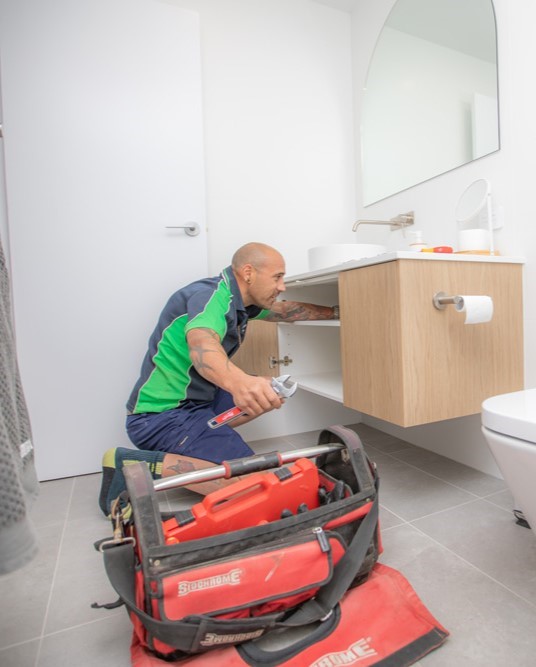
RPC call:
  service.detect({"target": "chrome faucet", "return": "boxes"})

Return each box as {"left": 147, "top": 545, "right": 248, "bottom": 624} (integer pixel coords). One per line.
{"left": 352, "top": 211, "right": 414, "bottom": 232}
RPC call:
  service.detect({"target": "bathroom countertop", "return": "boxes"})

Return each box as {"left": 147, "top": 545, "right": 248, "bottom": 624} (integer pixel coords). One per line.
{"left": 285, "top": 251, "right": 525, "bottom": 286}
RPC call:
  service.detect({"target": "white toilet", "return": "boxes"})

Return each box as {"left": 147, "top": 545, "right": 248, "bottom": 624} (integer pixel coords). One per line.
{"left": 481, "top": 388, "right": 536, "bottom": 536}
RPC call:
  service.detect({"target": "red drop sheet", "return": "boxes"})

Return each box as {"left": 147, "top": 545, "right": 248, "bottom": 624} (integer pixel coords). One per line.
{"left": 131, "top": 563, "right": 449, "bottom": 667}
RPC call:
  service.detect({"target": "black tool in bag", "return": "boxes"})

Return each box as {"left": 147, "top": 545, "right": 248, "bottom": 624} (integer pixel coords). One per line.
{"left": 95, "top": 425, "right": 380, "bottom": 661}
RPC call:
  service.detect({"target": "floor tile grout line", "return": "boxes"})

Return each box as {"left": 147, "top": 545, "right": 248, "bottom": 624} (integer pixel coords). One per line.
{"left": 343, "top": 434, "right": 533, "bottom": 609}
{"left": 46, "top": 611, "right": 129, "bottom": 647}
{"left": 379, "top": 496, "right": 482, "bottom": 528}
{"left": 380, "top": 515, "right": 536, "bottom": 611}
{"left": 379, "top": 505, "right": 409, "bottom": 526}
{"left": 33, "top": 477, "right": 76, "bottom": 667}
{"left": 0, "top": 609, "right": 127, "bottom": 655}
{"left": 379, "top": 493, "right": 536, "bottom": 612}
{"left": 363, "top": 442, "right": 501, "bottom": 501}
{"left": 401, "top": 497, "right": 484, "bottom": 523}
{"left": 383, "top": 492, "right": 515, "bottom": 526}
{"left": 480, "top": 494, "right": 520, "bottom": 517}
{"left": 481, "top": 495, "right": 531, "bottom": 530}
{"left": 0, "top": 637, "right": 40, "bottom": 654}
{"left": 364, "top": 440, "right": 516, "bottom": 528}
{"left": 406, "top": 521, "right": 536, "bottom": 612}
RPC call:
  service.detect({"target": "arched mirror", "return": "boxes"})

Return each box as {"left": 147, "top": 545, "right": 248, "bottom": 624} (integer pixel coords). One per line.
{"left": 361, "top": 0, "right": 499, "bottom": 206}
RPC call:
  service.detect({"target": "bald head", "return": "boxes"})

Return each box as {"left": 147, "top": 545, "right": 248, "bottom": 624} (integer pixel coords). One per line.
{"left": 231, "top": 243, "right": 283, "bottom": 272}
{"left": 231, "top": 243, "right": 286, "bottom": 308}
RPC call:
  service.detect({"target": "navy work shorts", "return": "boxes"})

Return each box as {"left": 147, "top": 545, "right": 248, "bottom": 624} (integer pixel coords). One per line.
{"left": 125, "top": 389, "right": 254, "bottom": 463}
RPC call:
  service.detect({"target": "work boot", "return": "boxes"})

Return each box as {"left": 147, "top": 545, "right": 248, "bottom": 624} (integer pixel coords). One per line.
{"left": 98, "top": 447, "right": 165, "bottom": 518}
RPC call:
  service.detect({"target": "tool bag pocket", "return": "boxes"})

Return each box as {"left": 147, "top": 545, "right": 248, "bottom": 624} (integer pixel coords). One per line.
{"left": 96, "top": 425, "right": 380, "bottom": 661}
{"left": 155, "top": 529, "right": 345, "bottom": 621}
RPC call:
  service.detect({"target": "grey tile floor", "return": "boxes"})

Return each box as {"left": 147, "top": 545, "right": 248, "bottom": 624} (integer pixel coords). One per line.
{"left": 2, "top": 423, "right": 536, "bottom": 666}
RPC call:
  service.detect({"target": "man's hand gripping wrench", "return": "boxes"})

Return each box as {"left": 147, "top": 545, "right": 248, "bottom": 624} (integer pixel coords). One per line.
{"left": 208, "top": 374, "right": 298, "bottom": 429}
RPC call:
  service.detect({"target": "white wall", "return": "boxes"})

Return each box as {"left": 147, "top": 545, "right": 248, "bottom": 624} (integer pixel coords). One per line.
{"left": 172, "top": 0, "right": 359, "bottom": 276}
{"left": 350, "top": 0, "right": 536, "bottom": 475}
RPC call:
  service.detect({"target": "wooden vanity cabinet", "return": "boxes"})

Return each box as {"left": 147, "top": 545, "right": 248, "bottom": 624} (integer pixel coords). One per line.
{"left": 339, "top": 259, "right": 524, "bottom": 426}
{"left": 233, "top": 257, "right": 524, "bottom": 428}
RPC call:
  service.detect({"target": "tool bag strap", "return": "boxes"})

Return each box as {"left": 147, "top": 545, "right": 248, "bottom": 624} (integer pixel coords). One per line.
{"left": 281, "top": 424, "right": 379, "bottom": 626}
{"left": 280, "top": 481, "right": 378, "bottom": 627}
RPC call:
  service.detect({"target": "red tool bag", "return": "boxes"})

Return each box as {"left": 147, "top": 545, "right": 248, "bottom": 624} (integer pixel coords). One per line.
{"left": 96, "top": 426, "right": 448, "bottom": 665}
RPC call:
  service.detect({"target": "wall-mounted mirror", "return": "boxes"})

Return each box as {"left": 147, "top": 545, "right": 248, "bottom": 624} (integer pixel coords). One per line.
{"left": 361, "top": 0, "right": 499, "bottom": 206}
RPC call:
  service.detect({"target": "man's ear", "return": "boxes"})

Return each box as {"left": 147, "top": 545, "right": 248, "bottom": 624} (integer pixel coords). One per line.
{"left": 243, "top": 263, "right": 254, "bottom": 284}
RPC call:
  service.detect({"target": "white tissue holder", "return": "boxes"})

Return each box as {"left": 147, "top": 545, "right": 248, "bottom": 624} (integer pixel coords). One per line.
{"left": 432, "top": 292, "right": 494, "bottom": 325}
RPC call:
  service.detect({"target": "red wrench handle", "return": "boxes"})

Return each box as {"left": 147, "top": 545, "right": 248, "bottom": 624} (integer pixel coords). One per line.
{"left": 208, "top": 375, "right": 297, "bottom": 429}
{"left": 207, "top": 405, "right": 244, "bottom": 429}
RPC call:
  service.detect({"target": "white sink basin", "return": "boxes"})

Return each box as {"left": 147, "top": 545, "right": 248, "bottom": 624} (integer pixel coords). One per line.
{"left": 308, "top": 243, "right": 386, "bottom": 271}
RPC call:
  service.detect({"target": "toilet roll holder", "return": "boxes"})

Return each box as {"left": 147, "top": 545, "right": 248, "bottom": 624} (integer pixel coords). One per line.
{"left": 433, "top": 292, "right": 463, "bottom": 310}
{"left": 433, "top": 292, "right": 494, "bottom": 324}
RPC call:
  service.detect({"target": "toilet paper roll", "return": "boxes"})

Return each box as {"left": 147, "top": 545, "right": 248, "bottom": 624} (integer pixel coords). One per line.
{"left": 455, "top": 295, "right": 494, "bottom": 324}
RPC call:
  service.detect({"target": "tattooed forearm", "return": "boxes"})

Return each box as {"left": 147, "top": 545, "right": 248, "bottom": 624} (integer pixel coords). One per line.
{"left": 265, "top": 302, "right": 309, "bottom": 321}
{"left": 264, "top": 301, "right": 335, "bottom": 322}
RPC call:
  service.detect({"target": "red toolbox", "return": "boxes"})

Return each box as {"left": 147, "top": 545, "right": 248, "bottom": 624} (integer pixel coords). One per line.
{"left": 162, "top": 458, "right": 321, "bottom": 544}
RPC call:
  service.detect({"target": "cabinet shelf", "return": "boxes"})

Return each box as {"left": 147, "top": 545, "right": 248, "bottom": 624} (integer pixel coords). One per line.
{"left": 294, "top": 372, "right": 343, "bottom": 403}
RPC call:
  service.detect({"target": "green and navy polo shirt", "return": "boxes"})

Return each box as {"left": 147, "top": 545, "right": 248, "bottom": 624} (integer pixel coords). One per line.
{"left": 126, "top": 267, "right": 269, "bottom": 414}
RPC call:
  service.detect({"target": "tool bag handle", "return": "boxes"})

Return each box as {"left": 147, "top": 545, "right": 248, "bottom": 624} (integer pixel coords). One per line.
{"left": 98, "top": 426, "right": 378, "bottom": 653}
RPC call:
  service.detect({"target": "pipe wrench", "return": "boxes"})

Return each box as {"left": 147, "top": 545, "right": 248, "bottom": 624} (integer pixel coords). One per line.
{"left": 208, "top": 374, "right": 298, "bottom": 429}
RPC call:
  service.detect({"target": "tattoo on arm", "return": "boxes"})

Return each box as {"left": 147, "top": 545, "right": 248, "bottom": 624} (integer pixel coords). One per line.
{"left": 166, "top": 460, "right": 196, "bottom": 476}
{"left": 264, "top": 301, "right": 333, "bottom": 322}
{"left": 189, "top": 344, "right": 216, "bottom": 373}
{"left": 188, "top": 328, "right": 229, "bottom": 374}
{"left": 265, "top": 303, "right": 308, "bottom": 322}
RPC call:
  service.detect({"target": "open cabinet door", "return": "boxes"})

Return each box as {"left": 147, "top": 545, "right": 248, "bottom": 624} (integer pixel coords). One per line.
{"left": 0, "top": 0, "right": 208, "bottom": 478}
{"left": 232, "top": 320, "right": 280, "bottom": 377}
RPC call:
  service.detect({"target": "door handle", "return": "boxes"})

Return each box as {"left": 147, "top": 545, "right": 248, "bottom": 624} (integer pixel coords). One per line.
{"left": 165, "top": 222, "right": 200, "bottom": 236}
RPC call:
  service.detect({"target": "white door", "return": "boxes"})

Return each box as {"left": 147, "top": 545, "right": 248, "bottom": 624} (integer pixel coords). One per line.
{"left": 0, "top": 0, "right": 208, "bottom": 479}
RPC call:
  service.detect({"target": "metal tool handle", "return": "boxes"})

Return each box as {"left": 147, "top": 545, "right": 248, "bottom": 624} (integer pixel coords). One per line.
{"left": 208, "top": 375, "right": 297, "bottom": 430}
{"left": 153, "top": 443, "right": 343, "bottom": 492}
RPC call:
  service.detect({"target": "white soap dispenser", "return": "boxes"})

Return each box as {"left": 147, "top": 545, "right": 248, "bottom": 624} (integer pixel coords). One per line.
{"left": 408, "top": 230, "right": 428, "bottom": 252}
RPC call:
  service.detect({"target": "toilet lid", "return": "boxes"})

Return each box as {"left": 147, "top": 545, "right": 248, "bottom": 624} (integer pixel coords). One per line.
{"left": 482, "top": 388, "right": 536, "bottom": 443}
